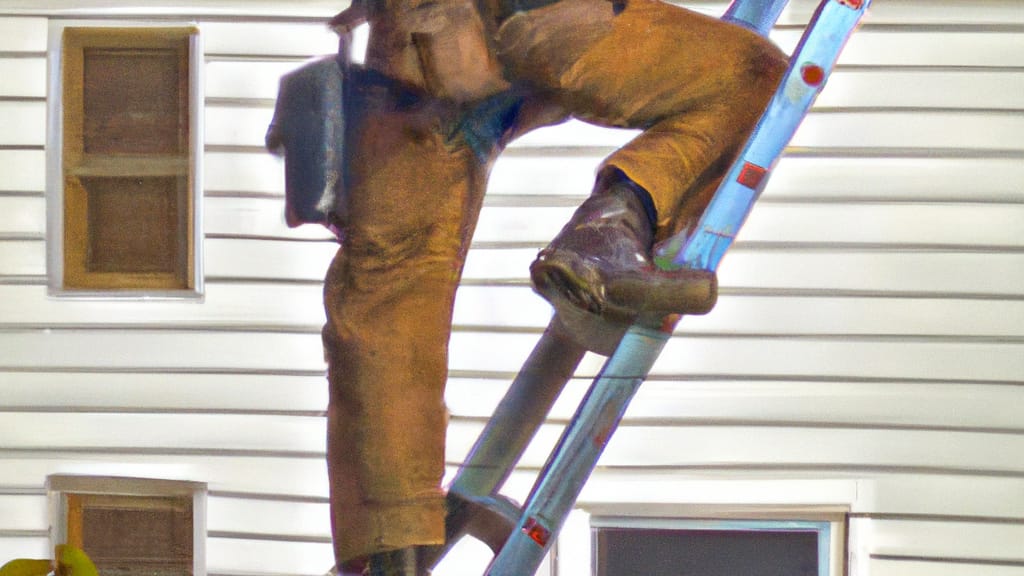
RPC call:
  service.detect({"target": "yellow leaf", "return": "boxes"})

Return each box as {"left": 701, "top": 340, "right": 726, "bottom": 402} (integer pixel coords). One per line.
{"left": 54, "top": 547, "right": 97, "bottom": 576}
{"left": 0, "top": 559, "right": 53, "bottom": 576}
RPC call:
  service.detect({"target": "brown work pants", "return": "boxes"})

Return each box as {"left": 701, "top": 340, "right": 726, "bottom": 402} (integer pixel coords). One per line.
{"left": 323, "top": 0, "right": 786, "bottom": 563}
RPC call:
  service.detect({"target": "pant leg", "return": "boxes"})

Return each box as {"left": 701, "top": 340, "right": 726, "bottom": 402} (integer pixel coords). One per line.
{"left": 495, "top": 0, "right": 787, "bottom": 234}
{"left": 322, "top": 76, "right": 489, "bottom": 564}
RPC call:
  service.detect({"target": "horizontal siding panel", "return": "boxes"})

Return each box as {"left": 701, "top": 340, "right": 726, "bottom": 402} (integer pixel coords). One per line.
{"left": 205, "top": 66, "right": 1024, "bottom": 111}
{"left": 0, "top": 455, "right": 327, "bottom": 497}
{"left": 624, "top": 381, "right": 1024, "bottom": 430}
{"left": 445, "top": 378, "right": 1024, "bottom": 432}
{"left": 204, "top": 196, "right": 335, "bottom": 241}
{"left": 199, "top": 21, "right": 337, "bottom": 57}
{"left": 4, "top": 282, "right": 1021, "bottom": 338}
{"left": 3, "top": 329, "right": 1019, "bottom": 383}
{"left": 50, "top": 194, "right": 1024, "bottom": 251}
{"left": 468, "top": 288, "right": 1024, "bottom": 337}
{"left": 715, "top": 250, "right": 1024, "bottom": 296}
{"left": 0, "top": 57, "right": 46, "bottom": 98}
{"left": 0, "top": 330, "right": 326, "bottom": 372}
{"left": 461, "top": 246, "right": 1024, "bottom": 295}
{"left": 0, "top": 150, "right": 46, "bottom": 192}
{"left": 204, "top": 196, "right": 1024, "bottom": 249}
{"left": 790, "top": 111, "right": 1024, "bottom": 151}
{"left": 509, "top": 112, "right": 1024, "bottom": 151}
{"left": 858, "top": 475, "right": 1024, "bottom": 519}
{"left": 207, "top": 495, "right": 330, "bottom": 539}
{"left": 651, "top": 336, "right": 1024, "bottom": 382}
{"left": 815, "top": 69, "right": 1024, "bottom": 110}
{"left": 0, "top": 314, "right": 1016, "bottom": 380}
{"left": 204, "top": 152, "right": 1024, "bottom": 202}
{"left": 870, "top": 558, "right": 1024, "bottom": 576}
{"left": 493, "top": 155, "right": 1024, "bottom": 202}
{"left": 576, "top": 476, "right": 860, "bottom": 510}
{"left": 847, "top": 1, "right": 1024, "bottom": 25}
{"left": 0, "top": 283, "right": 326, "bottom": 328}
{"left": 0, "top": 494, "right": 46, "bottom": 531}
{"left": 470, "top": 203, "right": 1024, "bottom": 247}
{"left": 207, "top": 537, "right": 333, "bottom": 576}
{"left": 866, "top": 518, "right": 1024, "bottom": 563}
{"left": 6, "top": 425, "right": 1023, "bottom": 497}
{"left": 454, "top": 285, "right": 557, "bottom": 329}
{"left": 0, "top": 371, "right": 326, "bottom": 412}
{"left": 0, "top": 538, "right": 49, "bottom": 564}
{"left": 0, "top": 17, "right": 47, "bottom": 51}
{"left": 0, "top": 195, "right": 44, "bottom": 236}
{"left": 204, "top": 151, "right": 283, "bottom": 194}
{"left": 772, "top": 29, "right": 1024, "bottom": 67}
{"left": 204, "top": 59, "right": 304, "bottom": 100}
{"left": 488, "top": 154, "right": 599, "bottom": 197}
{"left": 0, "top": 240, "right": 45, "bottom": 277}
{"left": 444, "top": 422, "right": 1024, "bottom": 473}
{"left": 450, "top": 331, "right": 1024, "bottom": 380}
{"left": 574, "top": 473, "right": 1024, "bottom": 520}
{"left": 0, "top": 101, "right": 46, "bottom": 146}
{"left": 205, "top": 238, "right": 335, "bottom": 282}
{"left": 205, "top": 104, "right": 273, "bottom": 148}
{"left": 0, "top": 0, "right": 1020, "bottom": 25}
{"left": 737, "top": 203, "right": 1024, "bottom": 247}
{"left": 759, "top": 156, "right": 1024, "bottom": 202}
{"left": 680, "top": 295, "right": 1024, "bottom": 338}
{"left": 0, "top": 413, "right": 325, "bottom": 453}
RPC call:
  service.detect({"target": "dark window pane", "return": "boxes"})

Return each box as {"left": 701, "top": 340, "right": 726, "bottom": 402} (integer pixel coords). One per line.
{"left": 77, "top": 497, "right": 193, "bottom": 576}
{"left": 83, "top": 47, "right": 184, "bottom": 155}
{"left": 595, "top": 528, "right": 819, "bottom": 576}
{"left": 83, "top": 176, "right": 185, "bottom": 277}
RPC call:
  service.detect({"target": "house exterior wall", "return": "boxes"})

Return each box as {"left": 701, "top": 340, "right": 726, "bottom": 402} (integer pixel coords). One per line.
{"left": 1, "top": 1, "right": 1022, "bottom": 574}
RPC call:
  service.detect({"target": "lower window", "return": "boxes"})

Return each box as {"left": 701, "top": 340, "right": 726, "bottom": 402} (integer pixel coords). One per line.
{"left": 48, "top": 476, "right": 206, "bottom": 576}
{"left": 592, "top": 517, "right": 838, "bottom": 576}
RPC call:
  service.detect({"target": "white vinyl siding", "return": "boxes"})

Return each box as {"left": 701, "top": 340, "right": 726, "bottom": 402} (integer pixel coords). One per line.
{"left": 1, "top": 1, "right": 1022, "bottom": 575}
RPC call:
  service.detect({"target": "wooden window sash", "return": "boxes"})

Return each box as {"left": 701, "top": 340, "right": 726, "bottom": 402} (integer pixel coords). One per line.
{"left": 65, "top": 493, "right": 194, "bottom": 574}
{"left": 61, "top": 26, "right": 196, "bottom": 291}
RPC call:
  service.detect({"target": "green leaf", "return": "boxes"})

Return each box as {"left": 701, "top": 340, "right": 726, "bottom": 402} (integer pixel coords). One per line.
{"left": 54, "top": 546, "right": 98, "bottom": 576}
{"left": 0, "top": 559, "right": 53, "bottom": 576}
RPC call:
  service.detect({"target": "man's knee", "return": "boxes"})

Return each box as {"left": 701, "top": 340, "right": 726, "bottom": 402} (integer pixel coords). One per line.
{"left": 740, "top": 39, "right": 789, "bottom": 107}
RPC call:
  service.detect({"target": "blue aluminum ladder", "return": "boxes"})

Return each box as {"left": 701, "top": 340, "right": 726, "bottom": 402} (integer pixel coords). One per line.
{"left": 427, "top": 0, "right": 872, "bottom": 573}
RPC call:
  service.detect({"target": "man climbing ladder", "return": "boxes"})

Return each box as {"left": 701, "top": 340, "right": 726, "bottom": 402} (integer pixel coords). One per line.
{"left": 267, "top": 0, "right": 868, "bottom": 573}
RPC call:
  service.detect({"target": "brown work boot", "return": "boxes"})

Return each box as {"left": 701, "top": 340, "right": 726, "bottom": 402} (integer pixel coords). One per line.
{"left": 530, "top": 173, "right": 717, "bottom": 352}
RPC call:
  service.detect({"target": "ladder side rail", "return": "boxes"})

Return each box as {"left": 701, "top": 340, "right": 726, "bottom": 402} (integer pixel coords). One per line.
{"left": 485, "top": 1, "right": 870, "bottom": 573}
{"left": 484, "top": 323, "right": 673, "bottom": 576}
{"left": 423, "top": 323, "right": 588, "bottom": 568}
{"left": 449, "top": 322, "right": 587, "bottom": 498}
{"left": 659, "top": 0, "right": 872, "bottom": 272}
{"left": 723, "top": 0, "right": 791, "bottom": 36}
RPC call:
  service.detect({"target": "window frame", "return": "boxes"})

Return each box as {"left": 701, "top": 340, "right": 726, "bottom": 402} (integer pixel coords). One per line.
{"left": 554, "top": 505, "right": 848, "bottom": 576}
{"left": 46, "top": 20, "right": 204, "bottom": 298}
{"left": 591, "top": 517, "right": 835, "bottom": 576}
{"left": 46, "top": 475, "right": 207, "bottom": 576}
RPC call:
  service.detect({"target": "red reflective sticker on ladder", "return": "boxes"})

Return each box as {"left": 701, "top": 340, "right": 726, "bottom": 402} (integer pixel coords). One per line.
{"left": 801, "top": 63, "right": 826, "bottom": 87}
{"left": 838, "top": 0, "right": 863, "bottom": 8}
{"left": 737, "top": 162, "right": 767, "bottom": 190}
{"left": 523, "top": 517, "right": 552, "bottom": 547}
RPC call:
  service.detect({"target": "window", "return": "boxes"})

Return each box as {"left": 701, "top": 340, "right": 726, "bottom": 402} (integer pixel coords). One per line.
{"left": 592, "top": 518, "right": 834, "bottom": 576}
{"left": 49, "top": 25, "right": 202, "bottom": 295}
{"left": 47, "top": 476, "right": 207, "bottom": 576}
{"left": 553, "top": 507, "right": 847, "bottom": 575}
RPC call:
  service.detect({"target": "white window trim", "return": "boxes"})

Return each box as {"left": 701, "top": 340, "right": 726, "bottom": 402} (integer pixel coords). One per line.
{"left": 46, "top": 474, "right": 207, "bottom": 576}
{"left": 45, "top": 18, "right": 205, "bottom": 299}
